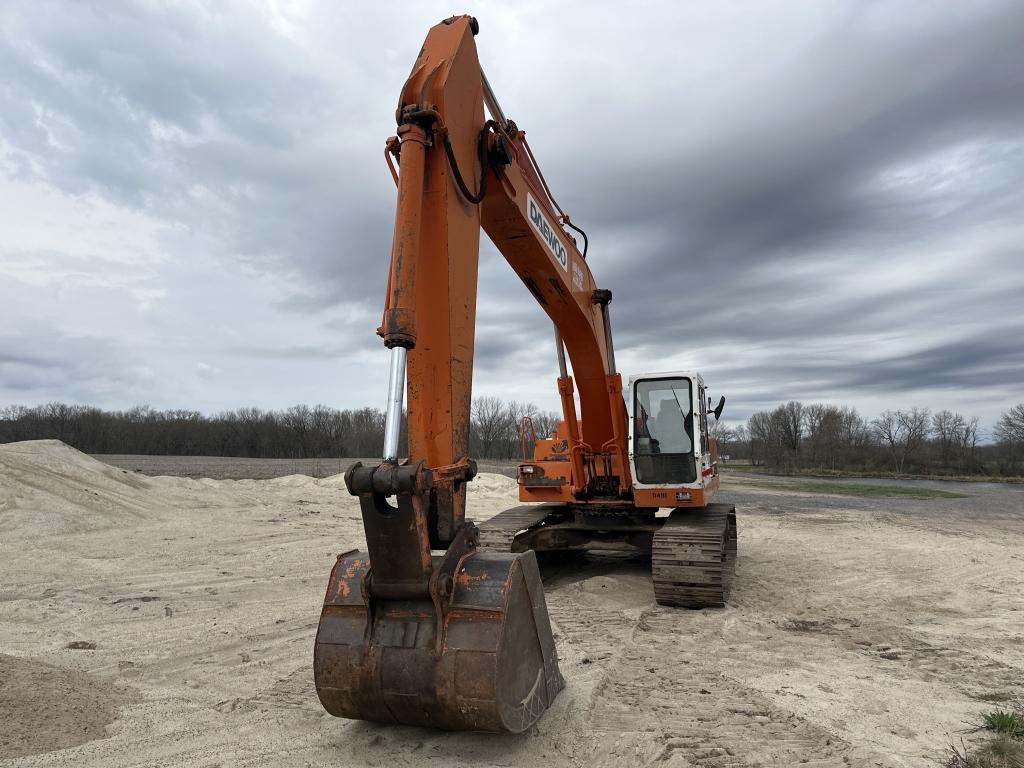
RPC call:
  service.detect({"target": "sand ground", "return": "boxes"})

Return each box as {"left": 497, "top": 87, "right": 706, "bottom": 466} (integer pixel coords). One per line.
{"left": 1, "top": 440, "right": 1022, "bottom": 767}
{"left": 91, "top": 455, "right": 520, "bottom": 481}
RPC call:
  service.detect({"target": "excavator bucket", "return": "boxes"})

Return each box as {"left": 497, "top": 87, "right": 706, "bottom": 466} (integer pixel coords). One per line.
{"left": 314, "top": 538, "right": 563, "bottom": 732}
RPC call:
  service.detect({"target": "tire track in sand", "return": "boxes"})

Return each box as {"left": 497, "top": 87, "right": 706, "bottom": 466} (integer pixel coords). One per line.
{"left": 583, "top": 609, "right": 862, "bottom": 767}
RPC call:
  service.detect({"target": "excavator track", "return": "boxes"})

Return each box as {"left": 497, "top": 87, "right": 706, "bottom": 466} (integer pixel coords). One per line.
{"left": 651, "top": 504, "right": 737, "bottom": 608}
{"left": 480, "top": 502, "right": 738, "bottom": 610}
{"left": 477, "top": 504, "right": 565, "bottom": 550}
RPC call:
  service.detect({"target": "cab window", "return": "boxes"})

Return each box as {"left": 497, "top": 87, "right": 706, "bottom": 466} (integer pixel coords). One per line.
{"left": 633, "top": 377, "right": 697, "bottom": 484}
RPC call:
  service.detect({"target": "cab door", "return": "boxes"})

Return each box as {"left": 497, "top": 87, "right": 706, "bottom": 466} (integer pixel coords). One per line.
{"left": 697, "top": 382, "right": 712, "bottom": 480}
{"left": 630, "top": 376, "right": 697, "bottom": 486}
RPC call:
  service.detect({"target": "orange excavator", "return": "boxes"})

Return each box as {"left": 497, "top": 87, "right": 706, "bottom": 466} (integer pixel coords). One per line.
{"left": 314, "top": 15, "right": 736, "bottom": 733}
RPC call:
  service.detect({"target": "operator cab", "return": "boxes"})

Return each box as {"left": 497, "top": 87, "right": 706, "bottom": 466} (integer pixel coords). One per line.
{"left": 628, "top": 372, "right": 721, "bottom": 492}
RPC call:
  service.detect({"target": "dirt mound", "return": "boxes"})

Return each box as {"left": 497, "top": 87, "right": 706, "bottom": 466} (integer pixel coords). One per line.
{"left": 467, "top": 472, "right": 519, "bottom": 521}
{"left": 0, "top": 653, "right": 122, "bottom": 759}
{"left": 468, "top": 472, "right": 518, "bottom": 496}
{"left": 0, "top": 440, "right": 163, "bottom": 537}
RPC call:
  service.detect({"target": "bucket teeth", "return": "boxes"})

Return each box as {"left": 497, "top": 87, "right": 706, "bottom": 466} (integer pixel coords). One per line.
{"left": 314, "top": 548, "right": 563, "bottom": 732}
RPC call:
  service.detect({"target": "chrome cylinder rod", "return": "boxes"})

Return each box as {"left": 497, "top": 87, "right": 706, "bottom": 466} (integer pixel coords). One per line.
{"left": 602, "top": 304, "right": 617, "bottom": 374}
{"left": 553, "top": 327, "right": 568, "bottom": 379}
{"left": 481, "top": 69, "right": 508, "bottom": 128}
{"left": 382, "top": 346, "right": 407, "bottom": 462}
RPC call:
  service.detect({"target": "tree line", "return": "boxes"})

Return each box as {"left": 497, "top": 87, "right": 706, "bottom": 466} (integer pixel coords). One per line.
{"left": 0, "top": 399, "right": 560, "bottom": 461}
{"left": 4, "top": 399, "right": 1023, "bottom": 475}
{"left": 715, "top": 402, "right": 1024, "bottom": 477}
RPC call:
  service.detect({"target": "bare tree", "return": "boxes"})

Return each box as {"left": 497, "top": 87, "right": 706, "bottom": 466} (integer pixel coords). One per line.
{"left": 838, "top": 407, "right": 871, "bottom": 468}
{"left": 747, "top": 411, "right": 775, "bottom": 466}
{"left": 489, "top": 400, "right": 529, "bottom": 459}
{"left": 471, "top": 396, "right": 508, "bottom": 459}
{"left": 805, "top": 404, "right": 844, "bottom": 469}
{"left": 711, "top": 422, "right": 737, "bottom": 442}
{"left": 532, "top": 411, "right": 561, "bottom": 442}
{"left": 282, "top": 405, "right": 313, "bottom": 457}
{"left": 931, "top": 409, "right": 965, "bottom": 467}
{"left": 348, "top": 407, "right": 386, "bottom": 457}
{"left": 994, "top": 404, "right": 1024, "bottom": 471}
{"left": 766, "top": 401, "right": 804, "bottom": 469}
{"left": 730, "top": 423, "right": 750, "bottom": 462}
{"left": 957, "top": 415, "right": 980, "bottom": 473}
{"left": 873, "top": 408, "right": 931, "bottom": 474}
{"left": 994, "top": 404, "right": 1024, "bottom": 444}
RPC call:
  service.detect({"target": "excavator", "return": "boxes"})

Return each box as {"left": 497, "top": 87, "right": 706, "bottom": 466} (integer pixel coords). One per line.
{"left": 314, "top": 15, "right": 737, "bottom": 734}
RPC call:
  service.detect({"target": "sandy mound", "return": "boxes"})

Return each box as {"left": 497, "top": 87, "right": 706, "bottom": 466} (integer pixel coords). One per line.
{"left": 0, "top": 653, "right": 122, "bottom": 759}
{"left": 265, "top": 474, "right": 321, "bottom": 488}
{"left": 467, "top": 472, "right": 519, "bottom": 521}
{"left": 468, "top": 471, "right": 518, "bottom": 496}
{"left": 314, "top": 467, "right": 518, "bottom": 521}
{"left": 0, "top": 440, "right": 166, "bottom": 537}
{"left": 316, "top": 472, "right": 349, "bottom": 490}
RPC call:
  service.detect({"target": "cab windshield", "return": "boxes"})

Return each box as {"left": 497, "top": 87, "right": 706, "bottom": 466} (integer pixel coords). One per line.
{"left": 633, "top": 377, "right": 696, "bottom": 484}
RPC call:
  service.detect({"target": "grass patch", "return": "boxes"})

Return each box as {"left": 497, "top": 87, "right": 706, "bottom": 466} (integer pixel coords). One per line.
{"left": 948, "top": 709, "right": 1024, "bottom": 767}
{"left": 983, "top": 711, "right": 1024, "bottom": 740}
{"left": 947, "top": 736, "right": 1024, "bottom": 767}
{"left": 741, "top": 478, "right": 968, "bottom": 499}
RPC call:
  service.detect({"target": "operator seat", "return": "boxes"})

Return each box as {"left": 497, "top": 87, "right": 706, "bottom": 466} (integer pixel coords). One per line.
{"left": 655, "top": 400, "right": 691, "bottom": 454}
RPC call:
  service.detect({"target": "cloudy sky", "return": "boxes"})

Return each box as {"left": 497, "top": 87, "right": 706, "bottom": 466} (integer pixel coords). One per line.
{"left": 2, "top": 1, "right": 1022, "bottom": 434}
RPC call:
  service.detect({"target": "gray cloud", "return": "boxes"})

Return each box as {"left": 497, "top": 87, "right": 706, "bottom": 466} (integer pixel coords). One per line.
{"left": 1, "top": 1, "right": 1022, "bottom": 432}
{"left": 0, "top": 330, "right": 150, "bottom": 402}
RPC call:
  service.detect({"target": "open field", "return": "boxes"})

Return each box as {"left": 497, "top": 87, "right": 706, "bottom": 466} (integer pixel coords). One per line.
{"left": 722, "top": 462, "right": 1024, "bottom": 485}
{"left": 3, "top": 440, "right": 1024, "bottom": 767}
{"left": 726, "top": 473, "right": 970, "bottom": 499}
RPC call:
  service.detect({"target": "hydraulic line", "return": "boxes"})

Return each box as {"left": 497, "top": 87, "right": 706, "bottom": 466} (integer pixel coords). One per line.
{"left": 441, "top": 129, "right": 488, "bottom": 204}
{"left": 521, "top": 137, "right": 590, "bottom": 258}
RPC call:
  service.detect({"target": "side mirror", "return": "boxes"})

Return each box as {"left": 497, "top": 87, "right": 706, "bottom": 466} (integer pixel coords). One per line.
{"left": 713, "top": 395, "right": 725, "bottom": 421}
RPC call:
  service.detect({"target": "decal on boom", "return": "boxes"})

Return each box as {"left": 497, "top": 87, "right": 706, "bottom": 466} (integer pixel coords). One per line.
{"left": 527, "top": 193, "right": 569, "bottom": 272}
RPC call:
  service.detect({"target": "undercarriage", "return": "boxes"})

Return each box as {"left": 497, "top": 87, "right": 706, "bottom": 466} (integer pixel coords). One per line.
{"left": 479, "top": 503, "right": 738, "bottom": 608}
